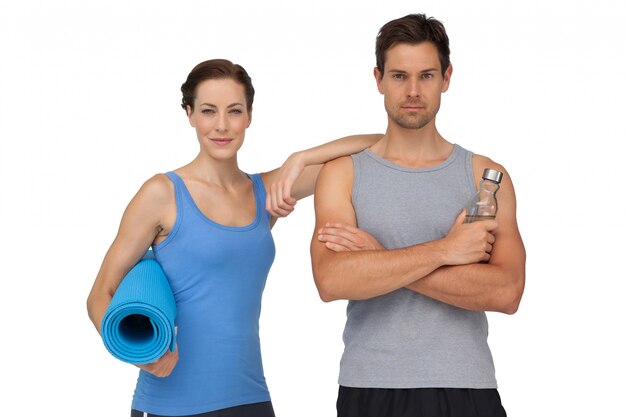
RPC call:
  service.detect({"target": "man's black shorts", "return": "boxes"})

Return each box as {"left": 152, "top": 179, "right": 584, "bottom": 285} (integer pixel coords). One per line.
{"left": 337, "top": 386, "right": 507, "bottom": 417}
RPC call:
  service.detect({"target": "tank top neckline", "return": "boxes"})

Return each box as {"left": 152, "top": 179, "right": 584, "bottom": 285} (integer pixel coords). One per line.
{"left": 361, "top": 143, "right": 461, "bottom": 173}
{"left": 168, "top": 171, "right": 263, "bottom": 232}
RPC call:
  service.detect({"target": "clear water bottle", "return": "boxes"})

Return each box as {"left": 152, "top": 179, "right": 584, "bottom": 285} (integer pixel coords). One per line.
{"left": 464, "top": 168, "right": 503, "bottom": 223}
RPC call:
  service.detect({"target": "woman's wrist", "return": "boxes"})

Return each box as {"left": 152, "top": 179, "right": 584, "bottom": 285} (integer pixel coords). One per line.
{"left": 288, "top": 150, "right": 308, "bottom": 168}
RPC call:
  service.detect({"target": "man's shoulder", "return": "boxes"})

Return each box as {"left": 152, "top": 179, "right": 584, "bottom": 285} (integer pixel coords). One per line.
{"left": 323, "top": 155, "right": 355, "bottom": 172}
{"left": 471, "top": 153, "right": 512, "bottom": 182}
{"left": 317, "top": 156, "right": 355, "bottom": 193}
{"left": 472, "top": 153, "right": 505, "bottom": 172}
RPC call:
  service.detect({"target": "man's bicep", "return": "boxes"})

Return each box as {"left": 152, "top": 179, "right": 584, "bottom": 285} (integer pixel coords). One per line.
{"left": 472, "top": 156, "right": 525, "bottom": 265}
{"left": 313, "top": 158, "right": 357, "bottom": 226}
{"left": 489, "top": 170, "right": 526, "bottom": 275}
{"left": 311, "top": 158, "right": 357, "bottom": 257}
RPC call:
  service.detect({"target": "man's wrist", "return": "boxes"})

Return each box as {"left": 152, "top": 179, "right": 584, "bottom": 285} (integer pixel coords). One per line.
{"left": 418, "top": 240, "right": 449, "bottom": 269}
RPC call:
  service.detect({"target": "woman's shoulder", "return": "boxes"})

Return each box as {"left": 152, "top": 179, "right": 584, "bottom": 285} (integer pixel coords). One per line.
{"left": 134, "top": 173, "right": 175, "bottom": 206}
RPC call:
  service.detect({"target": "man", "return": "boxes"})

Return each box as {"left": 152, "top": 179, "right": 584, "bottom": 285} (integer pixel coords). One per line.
{"left": 311, "top": 14, "right": 525, "bottom": 417}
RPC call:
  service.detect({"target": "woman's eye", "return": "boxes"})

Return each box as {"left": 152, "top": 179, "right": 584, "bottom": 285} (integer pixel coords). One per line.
{"left": 229, "top": 109, "right": 243, "bottom": 114}
{"left": 201, "top": 109, "right": 215, "bottom": 114}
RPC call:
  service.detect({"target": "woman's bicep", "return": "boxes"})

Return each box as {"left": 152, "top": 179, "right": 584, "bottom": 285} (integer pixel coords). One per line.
{"left": 88, "top": 177, "right": 170, "bottom": 304}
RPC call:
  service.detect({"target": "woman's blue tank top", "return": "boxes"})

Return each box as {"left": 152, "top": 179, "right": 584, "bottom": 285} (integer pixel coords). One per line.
{"left": 131, "top": 171, "right": 275, "bottom": 416}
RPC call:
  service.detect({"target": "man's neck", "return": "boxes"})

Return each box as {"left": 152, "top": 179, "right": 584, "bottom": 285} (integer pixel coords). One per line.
{"left": 370, "top": 121, "right": 453, "bottom": 169}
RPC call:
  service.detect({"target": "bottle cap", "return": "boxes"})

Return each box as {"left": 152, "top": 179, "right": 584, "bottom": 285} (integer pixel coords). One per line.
{"left": 482, "top": 168, "right": 503, "bottom": 183}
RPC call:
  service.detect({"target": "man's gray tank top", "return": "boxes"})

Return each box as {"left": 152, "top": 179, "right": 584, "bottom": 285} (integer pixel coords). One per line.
{"left": 341, "top": 144, "right": 497, "bottom": 389}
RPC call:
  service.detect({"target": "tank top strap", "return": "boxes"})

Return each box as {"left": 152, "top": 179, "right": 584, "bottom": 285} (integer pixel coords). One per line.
{"left": 456, "top": 145, "right": 476, "bottom": 194}
{"left": 164, "top": 171, "right": 187, "bottom": 212}
{"left": 248, "top": 173, "right": 269, "bottom": 223}
{"left": 151, "top": 172, "right": 187, "bottom": 249}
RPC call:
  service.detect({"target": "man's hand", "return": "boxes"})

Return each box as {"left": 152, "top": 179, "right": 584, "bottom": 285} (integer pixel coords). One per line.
{"left": 137, "top": 345, "right": 179, "bottom": 377}
{"left": 317, "top": 222, "right": 385, "bottom": 252}
{"left": 317, "top": 212, "right": 495, "bottom": 266}
{"left": 437, "top": 210, "right": 497, "bottom": 265}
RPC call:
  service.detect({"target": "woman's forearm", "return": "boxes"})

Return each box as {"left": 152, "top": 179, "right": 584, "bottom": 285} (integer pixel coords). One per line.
{"left": 296, "top": 134, "right": 382, "bottom": 166}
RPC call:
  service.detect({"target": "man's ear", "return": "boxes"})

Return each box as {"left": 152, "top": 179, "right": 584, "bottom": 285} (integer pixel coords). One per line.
{"left": 442, "top": 64, "right": 453, "bottom": 93}
{"left": 374, "top": 67, "right": 384, "bottom": 94}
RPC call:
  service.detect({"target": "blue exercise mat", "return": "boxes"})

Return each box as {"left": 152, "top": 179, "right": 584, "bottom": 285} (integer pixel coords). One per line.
{"left": 101, "top": 250, "right": 177, "bottom": 365}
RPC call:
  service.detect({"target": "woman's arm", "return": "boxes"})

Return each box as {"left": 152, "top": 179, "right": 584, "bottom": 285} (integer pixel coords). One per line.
{"left": 86, "top": 175, "right": 179, "bottom": 377}
{"left": 86, "top": 175, "right": 171, "bottom": 333}
{"left": 261, "top": 134, "right": 382, "bottom": 218}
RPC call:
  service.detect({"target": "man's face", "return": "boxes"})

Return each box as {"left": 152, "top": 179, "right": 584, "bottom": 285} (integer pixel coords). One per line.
{"left": 375, "top": 42, "right": 452, "bottom": 130}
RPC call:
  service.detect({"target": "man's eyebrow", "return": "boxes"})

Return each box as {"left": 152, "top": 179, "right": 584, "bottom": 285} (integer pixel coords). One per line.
{"left": 386, "top": 68, "right": 439, "bottom": 74}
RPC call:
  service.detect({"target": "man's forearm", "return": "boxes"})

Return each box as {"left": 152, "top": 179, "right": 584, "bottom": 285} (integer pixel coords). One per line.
{"left": 312, "top": 242, "right": 447, "bottom": 302}
{"left": 406, "top": 262, "right": 524, "bottom": 314}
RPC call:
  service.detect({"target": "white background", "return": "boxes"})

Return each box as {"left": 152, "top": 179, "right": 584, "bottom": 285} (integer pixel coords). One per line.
{"left": 1, "top": 1, "right": 625, "bottom": 416}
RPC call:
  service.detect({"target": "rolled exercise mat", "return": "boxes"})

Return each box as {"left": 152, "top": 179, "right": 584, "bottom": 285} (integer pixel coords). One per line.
{"left": 101, "top": 250, "right": 177, "bottom": 365}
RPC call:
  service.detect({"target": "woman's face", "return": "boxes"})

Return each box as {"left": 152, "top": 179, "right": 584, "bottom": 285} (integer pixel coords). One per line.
{"left": 187, "top": 78, "right": 251, "bottom": 161}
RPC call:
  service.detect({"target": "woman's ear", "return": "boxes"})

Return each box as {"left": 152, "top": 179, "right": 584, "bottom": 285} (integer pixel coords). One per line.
{"left": 186, "top": 105, "right": 195, "bottom": 127}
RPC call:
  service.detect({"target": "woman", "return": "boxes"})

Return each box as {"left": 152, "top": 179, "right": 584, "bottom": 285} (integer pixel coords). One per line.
{"left": 86, "top": 59, "right": 380, "bottom": 417}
